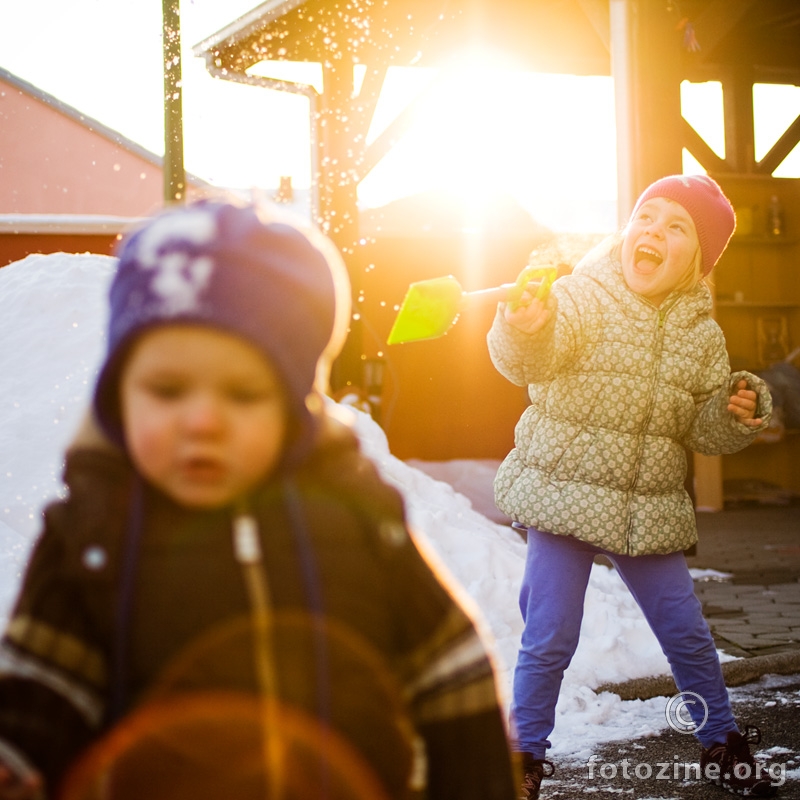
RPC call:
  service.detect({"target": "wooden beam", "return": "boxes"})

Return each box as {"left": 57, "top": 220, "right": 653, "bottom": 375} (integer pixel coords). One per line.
{"left": 577, "top": 0, "right": 610, "bottom": 52}
{"left": 357, "top": 66, "right": 453, "bottom": 183}
{"left": 353, "top": 65, "right": 387, "bottom": 141}
{"left": 357, "top": 95, "right": 419, "bottom": 183}
{"left": 757, "top": 113, "right": 800, "bottom": 175}
{"left": 681, "top": 118, "right": 728, "bottom": 174}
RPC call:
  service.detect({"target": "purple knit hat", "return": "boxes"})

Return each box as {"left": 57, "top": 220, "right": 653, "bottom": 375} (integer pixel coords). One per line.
{"left": 93, "top": 200, "right": 347, "bottom": 464}
{"left": 631, "top": 175, "right": 736, "bottom": 275}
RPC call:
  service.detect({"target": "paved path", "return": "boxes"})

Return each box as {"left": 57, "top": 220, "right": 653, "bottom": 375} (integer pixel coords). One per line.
{"left": 551, "top": 506, "right": 800, "bottom": 798}
{"left": 689, "top": 506, "right": 800, "bottom": 659}
{"left": 543, "top": 673, "right": 800, "bottom": 799}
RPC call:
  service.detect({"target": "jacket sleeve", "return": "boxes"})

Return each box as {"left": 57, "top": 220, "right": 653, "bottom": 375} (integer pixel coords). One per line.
{"left": 682, "top": 324, "right": 773, "bottom": 454}
{"left": 383, "top": 524, "right": 517, "bottom": 799}
{"left": 0, "top": 483, "right": 115, "bottom": 793}
{"left": 486, "top": 278, "right": 588, "bottom": 388}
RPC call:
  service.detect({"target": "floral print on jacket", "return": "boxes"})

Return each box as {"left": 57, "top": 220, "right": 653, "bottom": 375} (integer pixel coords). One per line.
{"left": 487, "top": 246, "right": 772, "bottom": 556}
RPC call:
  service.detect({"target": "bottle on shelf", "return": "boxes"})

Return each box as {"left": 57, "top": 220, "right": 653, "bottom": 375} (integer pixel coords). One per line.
{"left": 768, "top": 194, "right": 784, "bottom": 236}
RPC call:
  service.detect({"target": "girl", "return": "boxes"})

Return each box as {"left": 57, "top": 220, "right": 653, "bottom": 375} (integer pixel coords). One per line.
{"left": 487, "top": 175, "right": 777, "bottom": 799}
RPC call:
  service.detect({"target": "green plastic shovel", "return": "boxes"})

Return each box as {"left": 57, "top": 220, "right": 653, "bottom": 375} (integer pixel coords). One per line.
{"left": 387, "top": 266, "right": 556, "bottom": 345}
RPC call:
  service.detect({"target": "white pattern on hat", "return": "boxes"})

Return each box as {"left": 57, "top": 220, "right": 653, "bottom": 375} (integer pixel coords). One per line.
{"left": 136, "top": 210, "right": 216, "bottom": 314}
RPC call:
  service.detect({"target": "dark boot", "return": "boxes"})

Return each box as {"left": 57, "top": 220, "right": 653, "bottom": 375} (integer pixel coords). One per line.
{"left": 519, "top": 753, "right": 554, "bottom": 800}
{"left": 700, "top": 726, "right": 779, "bottom": 796}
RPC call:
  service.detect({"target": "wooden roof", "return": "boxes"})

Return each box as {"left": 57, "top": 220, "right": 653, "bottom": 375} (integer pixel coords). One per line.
{"left": 195, "top": 0, "right": 800, "bottom": 81}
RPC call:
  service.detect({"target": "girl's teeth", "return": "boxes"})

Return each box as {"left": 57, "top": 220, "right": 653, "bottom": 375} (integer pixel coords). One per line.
{"left": 635, "top": 246, "right": 662, "bottom": 265}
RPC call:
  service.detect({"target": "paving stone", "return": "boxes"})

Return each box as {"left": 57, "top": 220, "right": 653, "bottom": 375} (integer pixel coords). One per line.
{"left": 703, "top": 606, "right": 744, "bottom": 617}
{"left": 727, "top": 585, "right": 776, "bottom": 595}
{"left": 743, "top": 612, "right": 783, "bottom": 621}
{"left": 744, "top": 624, "right": 794, "bottom": 635}
{"left": 739, "top": 602, "right": 779, "bottom": 612}
{"left": 716, "top": 632, "right": 793, "bottom": 648}
{"left": 699, "top": 584, "right": 747, "bottom": 595}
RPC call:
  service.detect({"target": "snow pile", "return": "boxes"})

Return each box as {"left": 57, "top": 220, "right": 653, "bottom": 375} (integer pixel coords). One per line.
{"left": 0, "top": 251, "right": 732, "bottom": 760}
{"left": 0, "top": 253, "right": 114, "bottom": 614}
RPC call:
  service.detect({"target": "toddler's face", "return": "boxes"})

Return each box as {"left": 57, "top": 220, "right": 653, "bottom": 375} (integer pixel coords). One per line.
{"left": 621, "top": 197, "right": 700, "bottom": 307}
{"left": 120, "top": 324, "right": 288, "bottom": 509}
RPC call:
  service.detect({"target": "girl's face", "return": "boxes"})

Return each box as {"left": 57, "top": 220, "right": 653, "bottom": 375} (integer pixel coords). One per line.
{"left": 620, "top": 197, "right": 701, "bottom": 307}
{"left": 120, "top": 324, "right": 288, "bottom": 509}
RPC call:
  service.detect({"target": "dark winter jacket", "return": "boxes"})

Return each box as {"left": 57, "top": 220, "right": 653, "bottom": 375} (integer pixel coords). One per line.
{"left": 0, "top": 413, "right": 516, "bottom": 799}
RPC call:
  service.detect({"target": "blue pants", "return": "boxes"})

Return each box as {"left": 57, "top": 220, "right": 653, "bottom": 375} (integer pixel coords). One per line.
{"left": 512, "top": 528, "right": 737, "bottom": 758}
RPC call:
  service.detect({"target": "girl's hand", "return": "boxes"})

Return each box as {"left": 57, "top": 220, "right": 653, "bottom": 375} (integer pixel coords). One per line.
{"left": 504, "top": 288, "right": 550, "bottom": 335}
{"left": 0, "top": 762, "right": 44, "bottom": 800}
{"left": 727, "top": 379, "right": 763, "bottom": 428}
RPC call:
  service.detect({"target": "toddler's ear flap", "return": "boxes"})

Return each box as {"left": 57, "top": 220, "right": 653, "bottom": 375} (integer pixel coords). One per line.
{"left": 67, "top": 408, "right": 121, "bottom": 456}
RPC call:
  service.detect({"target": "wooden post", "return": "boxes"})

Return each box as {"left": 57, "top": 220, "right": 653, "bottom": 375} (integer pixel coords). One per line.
{"left": 633, "top": 1, "right": 684, "bottom": 190}
{"left": 611, "top": 0, "right": 684, "bottom": 223}
{"left": 163, "top": 0, "right": 185, "bottom": 204}
{"left": 722, "top": 64, "right": 756, "bottom": 174}
{"left": 694, "top": 453, "right": 724, "bottom": 512}
{"left": 610, "top": 0, "right": 637, "bottom": 225}
{"left": 319, "top": 60, "right": 363, "bottom": 393}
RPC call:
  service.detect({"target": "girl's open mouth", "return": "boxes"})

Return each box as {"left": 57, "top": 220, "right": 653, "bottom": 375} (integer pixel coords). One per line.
{"left": 634, "top": 245, "right": 663, "bottom": 272}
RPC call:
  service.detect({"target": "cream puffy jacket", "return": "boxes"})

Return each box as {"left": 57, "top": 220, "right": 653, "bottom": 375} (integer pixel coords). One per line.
{"left": 487, "top": 247, "right": 772, "bottom": 556}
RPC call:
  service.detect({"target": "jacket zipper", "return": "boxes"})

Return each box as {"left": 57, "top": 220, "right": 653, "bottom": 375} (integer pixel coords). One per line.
{"left": 232, "top": 512, "right": 286, "bottom": 796}
{"left": 625, "top": 303, "right": 673, "bottom": 553}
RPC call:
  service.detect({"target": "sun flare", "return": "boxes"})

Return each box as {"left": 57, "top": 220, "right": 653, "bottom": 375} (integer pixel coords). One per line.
{"left": 358, "top": 50, "right": 618, "bottom": 232}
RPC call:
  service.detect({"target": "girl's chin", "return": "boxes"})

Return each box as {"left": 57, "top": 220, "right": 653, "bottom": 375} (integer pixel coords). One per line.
{"left": 623, "top": 265, "right": 649, "bottom": 286}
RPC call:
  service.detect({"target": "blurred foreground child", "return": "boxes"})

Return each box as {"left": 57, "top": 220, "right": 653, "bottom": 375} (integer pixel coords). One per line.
{"left": 488, "top": 175, "right": 779, "bottom": 799}
{"left": 0, "top": 200, "right": 516, "bottom": 800}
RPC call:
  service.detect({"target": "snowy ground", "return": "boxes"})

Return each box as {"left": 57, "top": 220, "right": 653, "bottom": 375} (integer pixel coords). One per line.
{"left": 0, "top": 251, "right": 753, "bottom": 765}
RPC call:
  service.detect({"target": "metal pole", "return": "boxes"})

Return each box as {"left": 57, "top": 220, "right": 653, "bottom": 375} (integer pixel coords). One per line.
{"left": 163, "top": 0, "right": 185, "bottom": 204}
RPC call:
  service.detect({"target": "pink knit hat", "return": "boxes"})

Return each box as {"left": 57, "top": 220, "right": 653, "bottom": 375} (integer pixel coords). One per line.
{"left": 631, "top": 174, "right": 736, "bottom": 276}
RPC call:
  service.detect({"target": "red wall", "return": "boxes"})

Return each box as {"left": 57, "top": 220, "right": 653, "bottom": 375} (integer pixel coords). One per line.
{"left": 0, "top": 232, "right": 120, "bottom": 268}
{"left": 0, "top": 73, "right": 204, "bottom": 216}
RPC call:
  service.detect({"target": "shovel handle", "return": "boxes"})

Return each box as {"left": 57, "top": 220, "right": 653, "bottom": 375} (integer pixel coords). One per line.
{"left": 458, "top": 284, "right": 514, "bottom": 309}
{"left": 459, "top": 267, "right": 557, "bottom": 311}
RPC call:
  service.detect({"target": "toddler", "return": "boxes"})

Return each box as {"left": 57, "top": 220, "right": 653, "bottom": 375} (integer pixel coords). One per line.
{"left": 0, "top": 200, "right": 517, "bottom": 800}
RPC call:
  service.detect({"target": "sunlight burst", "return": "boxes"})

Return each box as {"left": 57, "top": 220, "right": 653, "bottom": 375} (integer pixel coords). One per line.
{"left": 358, "top": 50, "right": 618, "bottom": 232}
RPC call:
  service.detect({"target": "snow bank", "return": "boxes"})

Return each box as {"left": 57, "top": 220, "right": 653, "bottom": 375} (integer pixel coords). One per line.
{"left": 2, "top": 251, "right": 732, "bottom": 759}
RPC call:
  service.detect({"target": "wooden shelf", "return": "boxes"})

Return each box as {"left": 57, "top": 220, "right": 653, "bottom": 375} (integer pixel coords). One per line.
{"left": 716, "top": 301, "right": 799, "bottom": 308}
{"left": 753, "top": 428, "right": 800, "bottom": 440}
{"left": 693, "top": 173, "right": 800, "bottom": 508}
{"left": 729, "top": 235, "right": 797, "bottom": 246}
